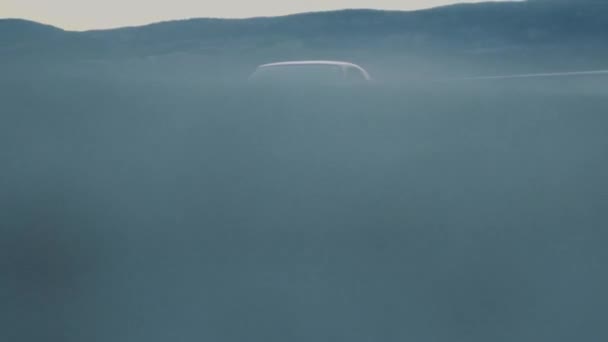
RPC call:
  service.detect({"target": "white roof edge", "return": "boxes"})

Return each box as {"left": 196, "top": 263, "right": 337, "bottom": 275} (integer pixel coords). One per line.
{"left": 259, "top": 60, "right": 361, "bottom": 68}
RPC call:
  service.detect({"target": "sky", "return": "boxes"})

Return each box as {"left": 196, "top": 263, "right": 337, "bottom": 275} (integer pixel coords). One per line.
{"left": 3, "top": 0, "right": 508, "bottom": 31}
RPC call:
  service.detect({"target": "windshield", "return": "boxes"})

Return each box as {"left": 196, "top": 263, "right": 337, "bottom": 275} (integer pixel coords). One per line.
{"left": 250, "top": 65, "right": 345, "bottom": 84}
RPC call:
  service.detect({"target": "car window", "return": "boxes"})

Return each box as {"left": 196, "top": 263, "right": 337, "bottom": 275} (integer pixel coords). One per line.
{"left": 251, "top": 65, "right": 345, "bottom": 85}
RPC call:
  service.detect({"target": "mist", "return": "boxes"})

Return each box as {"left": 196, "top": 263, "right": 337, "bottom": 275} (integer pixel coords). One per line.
{"left": 2, "top": 2, "right": 608, "bottom": 342}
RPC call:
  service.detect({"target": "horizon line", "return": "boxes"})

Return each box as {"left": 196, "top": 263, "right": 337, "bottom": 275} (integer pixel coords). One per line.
{"left": 1, "top": 1, "right": 519, "bottom": 32}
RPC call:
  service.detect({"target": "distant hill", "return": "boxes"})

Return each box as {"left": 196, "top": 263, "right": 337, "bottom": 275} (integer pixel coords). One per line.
{"left": 87, "top": 1, "right": 608, "bottom": 49}
{"left": 0, "top": 19, "right": 63, "bottom": 44}
{"left": 2, "top": 1, "right": 608, "bottom": 80}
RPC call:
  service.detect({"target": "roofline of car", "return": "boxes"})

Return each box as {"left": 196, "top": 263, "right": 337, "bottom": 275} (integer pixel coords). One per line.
{"left": 258, "top": 60, "right": 371, "bottom": 80}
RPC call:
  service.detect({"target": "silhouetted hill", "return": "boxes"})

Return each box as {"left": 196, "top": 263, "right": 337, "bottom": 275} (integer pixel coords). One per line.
{"left": 89, "top": 1, "right": 608, "bottom": 50}
{"left": 2, "top": 1, "right": 608, "bottom": 80}
{"left": 0, "top": 19, "right": 64, "bottom": 44}
{"left": 0, "top": 19, "right": 111, "bottom": 63}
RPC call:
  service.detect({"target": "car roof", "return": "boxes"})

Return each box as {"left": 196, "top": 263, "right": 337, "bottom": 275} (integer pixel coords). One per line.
{"left": 259, "top": 60, "right": 362, "bottom": 69}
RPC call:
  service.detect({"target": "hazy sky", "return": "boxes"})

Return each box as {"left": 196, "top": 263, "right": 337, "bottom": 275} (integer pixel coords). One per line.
{"left": 3, "top": 0, "right": 508, "bottom": 30}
